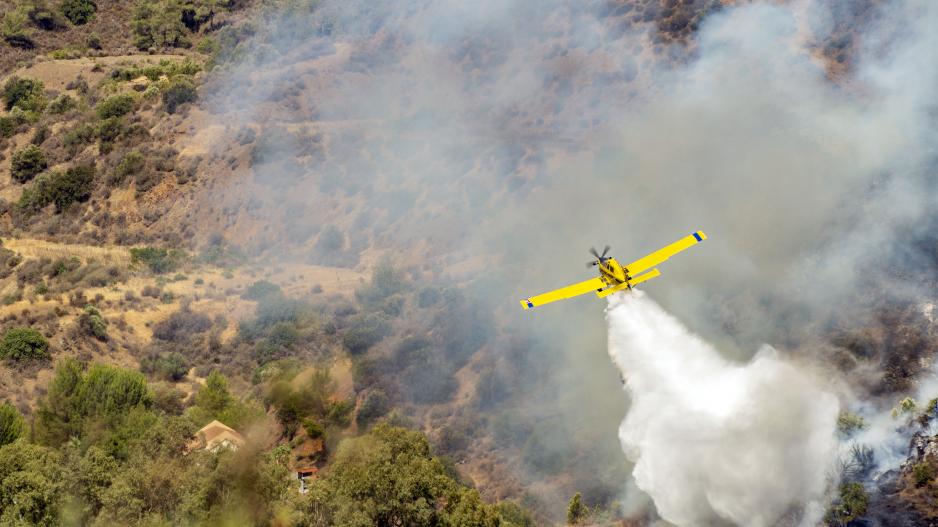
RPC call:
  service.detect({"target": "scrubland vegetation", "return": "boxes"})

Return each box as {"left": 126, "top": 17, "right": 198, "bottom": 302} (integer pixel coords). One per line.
{"left": 1, "top": 0, "right": 935, "bottom": 525}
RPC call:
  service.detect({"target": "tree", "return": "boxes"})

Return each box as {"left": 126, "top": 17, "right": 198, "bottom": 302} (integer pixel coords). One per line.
{"left": 60, "top": 0, "right": 96, "bottom": 25}
{"left": 0, "top": 403, "right": 24, "bottom": 446}
{"left": 19, "top": 165, "right": 95, "bottom": 214}
{"left": 132, "top": 0, "right": 189, "bottom": 50}
{"left": 0, "top": 441, "right": 63, "bottom": 526}
{"left": 11, "top": 145, "right": 47, "bottom": 183}
{"left": 307, "top": 424, "right": 506, "bottom": 526}
{"left": 35, "top": 360, "right": 151, "bottom": 447}
{"left": 0, "top": 327, "right": 50, "bottom": 362}
{"left": 567, "top": 493, "right": 587, "bottom": 525}
{"left": 188, "top": 370, "right": 261, "bottom": 429}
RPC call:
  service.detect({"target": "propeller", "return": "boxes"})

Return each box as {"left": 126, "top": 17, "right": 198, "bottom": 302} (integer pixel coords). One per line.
{"left": 587, "top": 246, "right": 612, "bottom": 267}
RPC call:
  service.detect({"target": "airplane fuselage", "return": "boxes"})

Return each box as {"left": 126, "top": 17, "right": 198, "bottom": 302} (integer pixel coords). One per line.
{"left": 599, "top": 257, "right": 628, "bottom": 285}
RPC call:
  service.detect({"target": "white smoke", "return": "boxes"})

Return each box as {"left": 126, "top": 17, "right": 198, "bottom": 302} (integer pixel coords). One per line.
{"left": 606, "top": 291, "right": 840, "bottom": 526}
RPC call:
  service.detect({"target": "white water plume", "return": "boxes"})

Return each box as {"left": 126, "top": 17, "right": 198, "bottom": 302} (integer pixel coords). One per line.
{"left": 606, "top": 291, "right": 840, "bottom": 526}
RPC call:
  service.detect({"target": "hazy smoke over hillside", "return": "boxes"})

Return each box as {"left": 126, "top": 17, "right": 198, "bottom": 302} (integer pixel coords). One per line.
{"left": 607, "top": 291, "right": 839, "bottom": 526}
{"left": 201, "top": 0, "right": 938, "bottom": 521}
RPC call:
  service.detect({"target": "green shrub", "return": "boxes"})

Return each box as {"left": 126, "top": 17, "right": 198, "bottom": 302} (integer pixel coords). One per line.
{"left": 31, "top": 124, "right": 49, "bottom": 145}
{"left": 836, "top": 412, "right": 868, "bottom": 437}
{"left": 129, "top": 247, "right": 185, "bottom": 274}
{"left": 0, "top": 402, "right": 24, "bottom": 446}
{"left": 18, "top": 164, "right": 95, "bottom": 213}
{"left": 96, "top": 117, "right": 124, "bottom": 153}
{"left": 242, "top": 280, "right": 281, "bottom": 301}
{"left": 2, "top": 9, "right": 35, "bottom": 49}
{"left": 162, "top": 78, "right": 197, "bottom": 114}
{"left": 0, "top": 116, "right": 16, "bottom": 137}
{"left": 132, "top": 1, "right": 188, "bottom": 50}
{"left": 302, "top": 418, "right": 324, "bottom": 439}
{"left": 60, "top": 0, "right": 96, "bottom": 25}
{"left": 0, "top": 327, "right": 50, "bottom": 361}
{"left": 86, "top": 32, "right": 101, "bottom": 49}
{"left": 825, "top": 482, "right": 869, "bottom": 525}
{"left": 567, "top": 493, "right": 588, "bottom": 525}
{"left": 913, "top": 462, "right": 935, "bottom": 487}
{"left": 96, "top": 93, "right": 135, "bottom": 119}
{"left": 1, "top": 77, "right": 44, "bottom": 112}
{"left": 109, "top": 150, "right": 147, "bottom": 185}
{"left": 78, "top": 305, "right": 108, "bottom": 341}
{"left": 62, "top": 122, "right": 96, "bottom": 154}
{"left": 141, "top": 352, "right": 188, "bottom": 381}
{"left": 28, "top": 3, "right": 65, "bottom": 30}
{"left": 356, "top": 389, "right": 389, "bottom": 428}
{"left": 10, "top": 145, "right": 47, "bottom": 183}
{"left": 342, "top": 313, "right": 391, "bottom": 355}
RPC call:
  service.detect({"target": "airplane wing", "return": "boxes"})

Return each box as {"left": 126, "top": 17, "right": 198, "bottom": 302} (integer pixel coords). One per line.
{"left": 624, "top": 231, "right": 707, "bottom": 276}
{"left": 520, "top": 277, "right": 605, "bottom": 310}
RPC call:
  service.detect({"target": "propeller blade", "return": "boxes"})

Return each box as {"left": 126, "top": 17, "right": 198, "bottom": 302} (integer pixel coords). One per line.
{"left": 602, "top": 245, "right": 611, "bottom": 257}
{"left": 587, "top": 261, "right": 598, "bottom": 268}
{"left": 589, "top": 247, "right": 600, "bottom": 259}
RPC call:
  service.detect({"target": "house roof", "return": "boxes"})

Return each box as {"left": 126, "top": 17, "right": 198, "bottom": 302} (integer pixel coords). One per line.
{"left": 192, "top": 420, "right": 246, "bottom": 452}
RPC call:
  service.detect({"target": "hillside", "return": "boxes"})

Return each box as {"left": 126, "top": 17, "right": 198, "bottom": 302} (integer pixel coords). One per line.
{"left": 1, "top": 0, "right": 937, "bottom": 526}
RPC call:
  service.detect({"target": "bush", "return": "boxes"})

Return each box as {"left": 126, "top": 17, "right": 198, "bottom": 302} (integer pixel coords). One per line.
{"left": 0, "top": 116, "right": 16, "bottom": 137}
{"left": 10, "top": 145, "right": 47, "bottom": 183}
{"left": 912, "top": 462, "right": 935, "bottom": 487}
{"left": 18, "top": 164, "right": 95, "bottom": 213}
{"left": 60, "top": 0, "right": 96, "bottom": 25}
{"left": 141, "top": 352, "right": 188, "bottom": 381}
{"left": 302, "top": 418, "right": 324, "bottom": 439}
{"left": 356, "top": 389, "right": 389, "bottom": 428}
{"left": 151, "top": 309, "right": 211, "bottom": 341}
{"left": 342, "top": 314, "right": 391, "bottom": 355}
{"left": 0, "top": 327, "right": 50, "bottom": 362}
{"left": 242, "top": 280, "right": 281, "bottom": 301}
{"left": 78, "top": 305, "right": 108, "bottom": 341}
{"left": 96, "top": 94, "right": 136, "bottom": 119}
{"left": 129, "top": 247, "right": 184, "bottom": 274}
{"left": 825, "top": 482, "right": 869, "bottom": 525}
{"left": 1, "top": 10, "right": 35, "bottom": 49}
{"left": 28, "top": 3, "right": 65, "bottom": 30}
{"left": 567, "top": 493, "right": 588, "bottom": 525}
{"left": 0, "top": 402, "right": 24, "bottom": 446}
{"left": 132, "top": 0, "right": 188, "bottom": 50}
{"left": 1, "top": 77, "right": 44, "bottom": 112}
{"left": 162, "top": 78, "right": 197, "bottom": 114}
{"left": 110, "top": 150, "right": 145, "bottom": 185}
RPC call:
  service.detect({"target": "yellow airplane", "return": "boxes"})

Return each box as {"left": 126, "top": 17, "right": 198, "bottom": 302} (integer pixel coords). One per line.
{"left": 520, "top": 231, "right": 707, "bottom": 310}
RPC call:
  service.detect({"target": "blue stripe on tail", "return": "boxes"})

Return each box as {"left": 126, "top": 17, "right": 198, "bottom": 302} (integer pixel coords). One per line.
{"left": 693, "top": 232, "right": 702, "bottom": 242}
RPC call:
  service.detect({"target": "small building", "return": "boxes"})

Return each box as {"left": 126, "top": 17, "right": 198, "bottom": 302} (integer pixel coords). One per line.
{"left": 189, "top": 420, "right": 246, "bottom": 453}
{"left": 296, "top": 466, "right": 319, "bottom": 494}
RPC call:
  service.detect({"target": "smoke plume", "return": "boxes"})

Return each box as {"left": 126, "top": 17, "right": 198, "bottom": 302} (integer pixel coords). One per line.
{"left": 606, "top": 291, "right": 840, "bottom": 526}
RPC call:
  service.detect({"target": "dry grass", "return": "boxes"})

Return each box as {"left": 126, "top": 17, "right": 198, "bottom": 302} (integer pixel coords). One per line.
{"left": 3, "top": 237, "right": 132, "bottom": 265}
